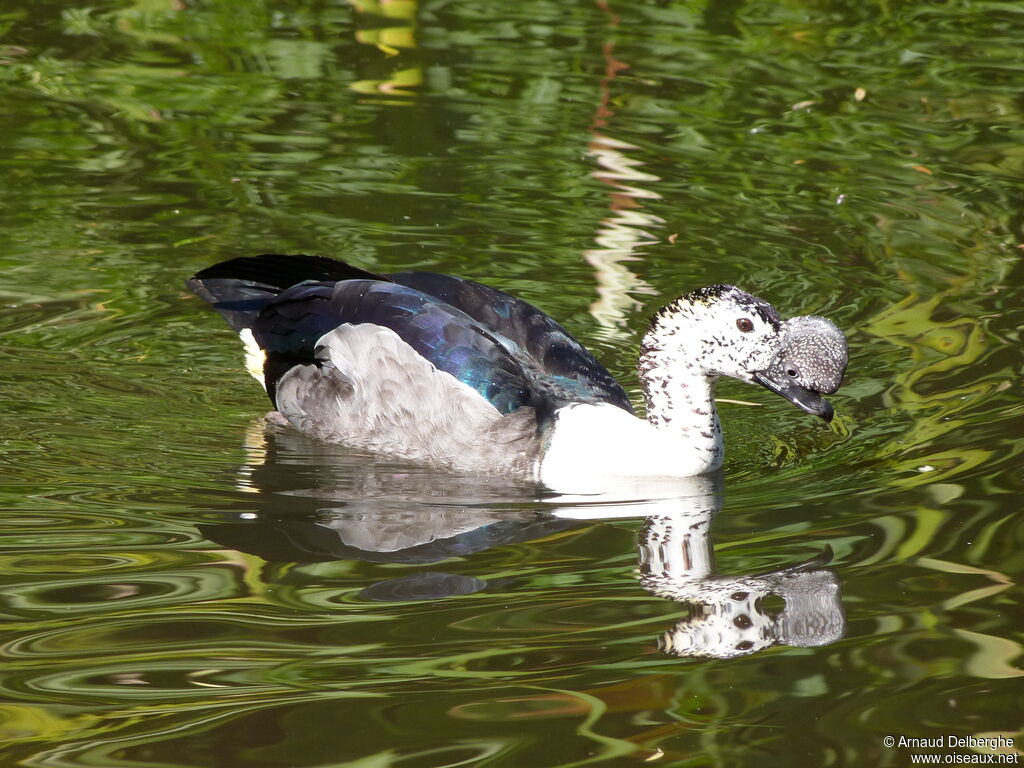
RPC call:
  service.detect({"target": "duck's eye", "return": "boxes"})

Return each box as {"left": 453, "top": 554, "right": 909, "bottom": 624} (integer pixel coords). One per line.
{"left": 736, "top": 317, "right": 754, "bottom": 332}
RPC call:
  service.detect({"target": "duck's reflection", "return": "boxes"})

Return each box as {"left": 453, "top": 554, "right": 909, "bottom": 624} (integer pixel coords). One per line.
{"left": 199, "top": 421, "right": 844, "bottom": 658}
{"left": 639, "top": 511, "right": 842, "bottom": 658}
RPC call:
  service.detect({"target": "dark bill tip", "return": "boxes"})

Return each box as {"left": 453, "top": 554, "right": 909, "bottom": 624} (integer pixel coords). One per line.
{"left": 753, "top": 371, "right": 835, "bottom": 423}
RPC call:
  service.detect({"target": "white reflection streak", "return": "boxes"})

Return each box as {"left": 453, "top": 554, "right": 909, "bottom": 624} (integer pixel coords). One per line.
{"left": 584, "top": 134, "right": 662, "bottom": 334}
{"left": 584, "top": 5, "right": 662, "bottom": 336}
{"left": 235, "top": 417, "right": 270, "bottom": 493}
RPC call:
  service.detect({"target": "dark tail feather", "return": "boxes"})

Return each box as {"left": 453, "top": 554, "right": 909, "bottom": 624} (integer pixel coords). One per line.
{"left": 191, "top": 254, "right": 386, "bottom": 286}
{"left": 186, "top": 254, "right": 389, "bottom": 332}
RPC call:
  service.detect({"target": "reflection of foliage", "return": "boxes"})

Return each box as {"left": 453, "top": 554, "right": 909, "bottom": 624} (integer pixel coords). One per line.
{"left": 860, "top": 248, "right": 1016, "bottom": 488}
{"left": 3, "top": 0, "right": 1022, "bottom": 299}
{"left": 2, "top": 2, "right": 1024, "bottom": 766}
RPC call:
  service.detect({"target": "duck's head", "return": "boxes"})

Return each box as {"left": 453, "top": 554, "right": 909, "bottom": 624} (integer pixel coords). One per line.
{"left": 754, "top": 315, "right": 847, "bottom": 422}
{"left": 642, "top": 285, "right": 847, "bottom": 421}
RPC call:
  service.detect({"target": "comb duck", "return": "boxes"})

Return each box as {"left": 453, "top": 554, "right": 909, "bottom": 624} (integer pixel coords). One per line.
{"left": 187, "top": 255, "right": 847, "bottom": 491}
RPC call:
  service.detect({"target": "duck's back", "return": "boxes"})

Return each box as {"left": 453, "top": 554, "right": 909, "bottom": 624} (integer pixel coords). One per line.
{"left": 187, "top": 254, "right": 632, "bottom": 474}
{"left": 387, "top": 270, "right": 632, "bottom": 413}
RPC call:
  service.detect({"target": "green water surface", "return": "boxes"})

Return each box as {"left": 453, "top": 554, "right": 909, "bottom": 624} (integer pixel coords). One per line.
{"left": 1, "top": 1, "right": 1022, "bottom": 766}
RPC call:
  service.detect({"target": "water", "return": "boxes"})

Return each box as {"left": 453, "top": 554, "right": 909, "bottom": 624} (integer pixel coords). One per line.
{"left": 2, "top": 0, "right": 1023, "bottom": 765}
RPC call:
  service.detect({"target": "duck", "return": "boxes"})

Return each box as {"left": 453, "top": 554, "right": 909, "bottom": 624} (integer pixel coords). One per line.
{"left": 187, "top": 254, "right": 847, "bottom": 491}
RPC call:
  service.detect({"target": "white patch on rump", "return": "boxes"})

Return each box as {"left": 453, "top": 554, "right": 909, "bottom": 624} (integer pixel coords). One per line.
{"left": 239, "top": 328, "right": 267, "bottom": 389}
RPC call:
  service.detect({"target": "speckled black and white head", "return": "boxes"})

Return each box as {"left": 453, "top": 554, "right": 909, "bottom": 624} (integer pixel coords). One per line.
{"left": 643, "top": 285, "right": 784, "bottom": 378}
{"left": 754, "top": 315, "right": 848, "bottom": 422}
{"left": 640, "top": 285, "right": 847, "bottom": 426}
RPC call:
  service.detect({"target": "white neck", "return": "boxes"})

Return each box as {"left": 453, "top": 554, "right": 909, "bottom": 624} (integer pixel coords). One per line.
{"left": 538, "top": 380, "right": 724, "bottom": 494}
{"left": 637, "top": 327, "right": 724, "bottom": 473}
{"left": 538, "top": 311, "right": 729, "bottom": 492}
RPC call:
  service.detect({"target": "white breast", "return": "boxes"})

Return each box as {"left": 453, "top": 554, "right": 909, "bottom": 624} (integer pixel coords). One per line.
{"left": 539, "top": 403, "right": 718, "bottom": 493}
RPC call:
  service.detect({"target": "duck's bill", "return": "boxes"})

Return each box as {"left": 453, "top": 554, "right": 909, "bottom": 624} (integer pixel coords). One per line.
{"left": 752, "top": 372, "right": 835, "bottom": 423}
